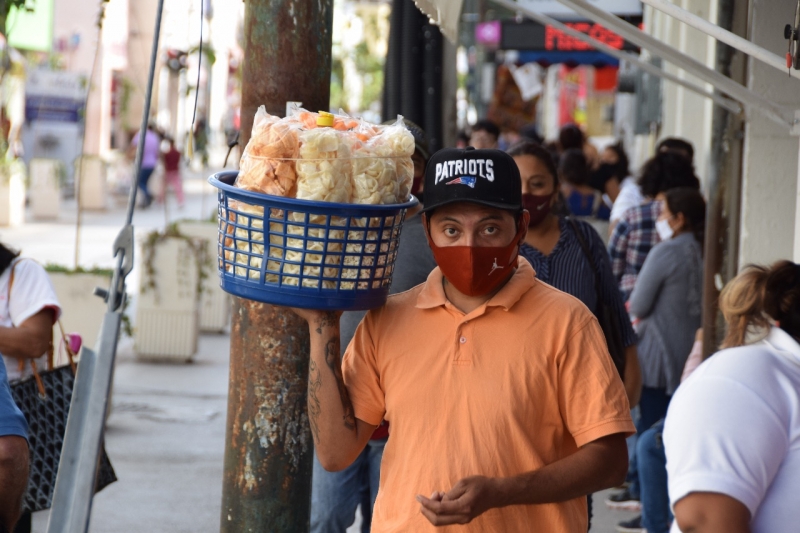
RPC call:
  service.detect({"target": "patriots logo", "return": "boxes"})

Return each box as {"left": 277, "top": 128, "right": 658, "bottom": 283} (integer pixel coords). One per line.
{"left": 446, "top": 176, "right": 477, "bottom": 188}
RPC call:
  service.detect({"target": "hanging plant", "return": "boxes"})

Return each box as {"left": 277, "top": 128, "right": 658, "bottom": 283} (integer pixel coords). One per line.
{"left": 140, "top": 223, "right": 211, "bottom": 299}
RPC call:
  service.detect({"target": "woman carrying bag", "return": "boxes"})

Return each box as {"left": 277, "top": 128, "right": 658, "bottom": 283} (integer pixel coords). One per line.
{"left": 0, "top": 243, "right": 61, "bottom": 533}
{"left": 508, "top": 141, "right": 641, "bottom": 404}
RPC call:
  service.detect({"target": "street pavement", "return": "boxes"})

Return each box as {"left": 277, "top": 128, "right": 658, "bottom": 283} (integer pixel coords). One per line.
{"left": 3, "top": 168, "right": 638, "bottom": 532}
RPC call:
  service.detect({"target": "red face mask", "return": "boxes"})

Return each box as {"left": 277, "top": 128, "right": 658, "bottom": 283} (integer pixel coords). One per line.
{"left": 426, "top": 218, "right": 525, "bottom": 297}
{"left": 522, "top": 193, "right": 554, "bottom": 227}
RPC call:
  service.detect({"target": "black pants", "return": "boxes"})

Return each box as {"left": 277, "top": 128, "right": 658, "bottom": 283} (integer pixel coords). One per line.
{"left": 12, "top": 511, "right": 30, "bottom": 533}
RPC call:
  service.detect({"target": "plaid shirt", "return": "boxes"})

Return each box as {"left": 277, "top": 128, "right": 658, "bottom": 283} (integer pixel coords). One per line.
{"left": 608, "top": 200, "right": 662, "bottom": 300}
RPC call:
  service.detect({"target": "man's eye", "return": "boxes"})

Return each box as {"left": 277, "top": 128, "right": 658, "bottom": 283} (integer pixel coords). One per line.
{"left": 444, "top": 228, "right": 457, "bottom": 236}
{"left": 484, "top": 227, "right": 497, "bottom": 235}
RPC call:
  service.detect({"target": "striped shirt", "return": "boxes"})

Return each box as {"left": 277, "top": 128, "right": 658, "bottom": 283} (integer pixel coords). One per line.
{"left": 520, "top": 217, "right": 637, "bottom": 349}
{"left": 608, "top": 200, "right": 663, "bottom": 301}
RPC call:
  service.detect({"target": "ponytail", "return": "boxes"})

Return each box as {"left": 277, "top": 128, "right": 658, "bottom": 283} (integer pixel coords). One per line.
{"left": 720, "top": 260, "right": 800, "bottom": 348}
{"left": 719, "top": 265, "right": 770, "bottom": 349}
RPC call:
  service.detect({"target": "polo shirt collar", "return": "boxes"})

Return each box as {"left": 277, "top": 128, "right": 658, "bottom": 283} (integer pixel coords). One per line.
{"left": 416, "top": 257, "right": 537, "bottom": 312}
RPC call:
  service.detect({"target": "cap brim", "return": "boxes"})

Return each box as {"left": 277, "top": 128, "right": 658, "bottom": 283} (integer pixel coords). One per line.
{"left": 420, "top": 197, "right": 520, "bottom": 213}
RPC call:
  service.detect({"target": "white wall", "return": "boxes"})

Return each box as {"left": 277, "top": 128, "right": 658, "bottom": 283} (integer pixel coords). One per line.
{"left": 644, "top": 0, "right": 718, "bottom": 184}
{"left": 739, "top": 0, "right": 800, "bottom": 265}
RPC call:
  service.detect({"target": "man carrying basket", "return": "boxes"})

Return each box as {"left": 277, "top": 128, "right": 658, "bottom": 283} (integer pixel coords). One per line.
{"left": 292, "top": 147, "right": 634, "bottom": 532}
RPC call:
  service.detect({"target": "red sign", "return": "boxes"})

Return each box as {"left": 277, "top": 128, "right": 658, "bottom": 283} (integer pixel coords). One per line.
{"left": 545, "top": 22, "right": 626, "bottom": 51}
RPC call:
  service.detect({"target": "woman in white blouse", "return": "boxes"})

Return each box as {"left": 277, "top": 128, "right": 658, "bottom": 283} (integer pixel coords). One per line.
{"left": 664, "top": 261, "right": 800, "bottom": 532}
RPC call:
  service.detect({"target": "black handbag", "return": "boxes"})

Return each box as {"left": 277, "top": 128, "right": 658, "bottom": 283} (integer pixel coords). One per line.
{"left": 7, "top": 260, "right": 117, "bottom": 512}
{"left": 567, "top": 217, "right": 627, "bottom": 378}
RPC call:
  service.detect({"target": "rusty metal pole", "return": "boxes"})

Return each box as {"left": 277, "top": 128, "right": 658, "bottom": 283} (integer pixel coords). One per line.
{"left": 220, "top": 1, "right": 333, "bottom": 531}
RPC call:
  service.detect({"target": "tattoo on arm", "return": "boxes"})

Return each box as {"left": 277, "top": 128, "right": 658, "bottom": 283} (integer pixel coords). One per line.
{"left": 315, "top": 311, "right": 340, "bottom": 334}
{"left": 307, "top": 359, "right": 322, "bottom": 445}
{"left": 324, "top": 337, "right": 356, "bottom": 431}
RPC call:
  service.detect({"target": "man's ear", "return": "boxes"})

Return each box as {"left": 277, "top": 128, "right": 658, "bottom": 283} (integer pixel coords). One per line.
{"left": 421, "top": 213, "right": 434, "bottom": 248}
{"left": 519, "top": 210, "right": 530, "bottom": 241}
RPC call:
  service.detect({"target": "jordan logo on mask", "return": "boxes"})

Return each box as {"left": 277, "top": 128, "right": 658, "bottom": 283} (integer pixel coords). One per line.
{"left": 489, "top": 258, "right": 503, "bottom": 276}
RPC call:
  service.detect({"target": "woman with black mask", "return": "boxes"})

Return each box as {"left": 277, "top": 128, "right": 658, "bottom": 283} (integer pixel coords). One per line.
{"left": 508, "top": 141, "right": 641, "bottom": 406}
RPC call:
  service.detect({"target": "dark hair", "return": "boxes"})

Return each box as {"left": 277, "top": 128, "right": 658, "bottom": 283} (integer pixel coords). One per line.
{"left": 471, "top": 119, "right": 500, "bottom": 140}
{"left": 638, "top": 151, "right": 699, "bottom": 198}
{"left": 558, "top": 148, "right": 589, "bottom": 187}
{"left": 558, "top": 124, "right": 584, "bottom": 151}
{"left": 456, "top": 129, "right": 470, "bottom": 144}
{"left": 665, "top": 187, "right": 706, "bottom": 246}
{"left": 0, "top": 243, "right": 20, "bottom": 277}
{"left": 720, "top": 261, "right": 800, "bottom": 348}
{"left": 519, "top": 123, "right": 543, "bottom": 145}
{"left": 605, "top": 141, "right": 630, "bottom": 178}
{"left": 657, "top": 137, "right": 695, "bottom": 163}
{"left": 507, "top": 140, "right": 559, "bottom": 186}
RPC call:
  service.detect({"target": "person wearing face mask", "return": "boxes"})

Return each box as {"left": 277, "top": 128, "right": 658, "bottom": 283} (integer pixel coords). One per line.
{"left": 615, "top": 188, "right": 705, "bottom": 533}
{"left": 608, "top": 152, "right": 700, "bottom": 303}
{"left": 508, "top": 141, "right": 640, "bottom": 408}
{"left": 291, "top": 147, "right": 634, "bottom": 532}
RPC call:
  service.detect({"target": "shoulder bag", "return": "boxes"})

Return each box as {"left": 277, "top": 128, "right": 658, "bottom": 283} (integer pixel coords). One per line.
{"left": 566, "top": 218, "right": 627, "bottom": 378}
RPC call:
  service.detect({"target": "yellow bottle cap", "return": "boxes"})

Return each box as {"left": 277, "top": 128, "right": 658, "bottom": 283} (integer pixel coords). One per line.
{"left": 316, "top": 111, "right": 334, "bottom": 127}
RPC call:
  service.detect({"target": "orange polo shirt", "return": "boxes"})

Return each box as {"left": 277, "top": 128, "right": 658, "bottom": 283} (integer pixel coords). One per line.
{"left": 342, "top": 258, "right": 634, "bottom": 532}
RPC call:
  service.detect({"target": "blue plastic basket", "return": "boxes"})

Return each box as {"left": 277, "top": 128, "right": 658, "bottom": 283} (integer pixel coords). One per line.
{"left": 209, "top": 171, "right": 419, "bottom": 310}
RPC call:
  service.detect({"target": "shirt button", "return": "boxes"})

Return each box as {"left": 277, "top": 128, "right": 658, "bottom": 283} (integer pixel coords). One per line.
{"left": 460, "top": 337, "right": 467, "bottom": 344}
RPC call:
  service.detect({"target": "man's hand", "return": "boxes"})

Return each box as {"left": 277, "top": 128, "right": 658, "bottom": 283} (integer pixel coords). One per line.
{"left": 416, "top": 476, "right": 500, "bottom": 526}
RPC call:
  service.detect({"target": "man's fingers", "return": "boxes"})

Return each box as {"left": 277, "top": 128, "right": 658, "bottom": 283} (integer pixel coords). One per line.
{"left": 418, "top": 505, "right": 470, "bottom": 527}
{"left": 416, "top": 495, "right": 468, "bottom": 515}
{"left": 443, "top": 483, "right": 469, "bottom": 502}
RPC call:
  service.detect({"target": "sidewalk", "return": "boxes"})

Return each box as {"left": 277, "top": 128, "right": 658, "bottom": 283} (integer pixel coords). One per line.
{"left": 4, "top": 169, "right": 637, "bottom": 532}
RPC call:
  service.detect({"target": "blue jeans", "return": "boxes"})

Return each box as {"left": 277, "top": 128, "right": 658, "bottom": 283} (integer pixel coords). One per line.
{"left": 629, "top": 387, "right": 671, "bottom": 499}
{"left": 138, "top": 166, "right": 155, "bottom": 205}
{"left": 311, "top": 438, "right": 386, "bottom": 533}
{"left": 638, "top": 419, "right": 672, "bottom": 533}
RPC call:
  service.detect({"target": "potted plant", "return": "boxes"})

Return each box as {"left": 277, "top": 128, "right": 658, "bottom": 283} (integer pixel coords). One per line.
{"left": 74, "top": 155, "right": 108, "bottom": 211}
{"left": 176, "top": 218, "right": 230, "bottom": 333}
{"left": 44, "top": 264, "right": 114, "bottom": 364}
{"left": 134, "top": 224, "right": 209, "bottom": 362}
{"left": 30, "top": 159, "right": 65, "bottom": 220}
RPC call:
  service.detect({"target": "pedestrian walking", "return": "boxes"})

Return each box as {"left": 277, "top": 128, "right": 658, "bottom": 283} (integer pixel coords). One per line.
{"left": 608, "top": 151, "right": 700, "bottom": 302}
{"left": 160, "top": 138, "right": 185, "bottom": 208}
{"left": 664, "top": 261, "right": 800, "bottom": 533}
{"left": 508, "top": 141, "right": 640, "bottom": 406}
{"left": 614, "top": 187, "right": 705, "bottom": 533}
{"left": 293, "top": 147, "right": 634, "bottom": 532}
{"left": 129, "top": 124, "right": 161, "bottom": 208}
{"left": 0, "top": 243, "right": 61, "bottom": 533}
{"left": 310, "top": 122, "right": 436, "bottom": 533}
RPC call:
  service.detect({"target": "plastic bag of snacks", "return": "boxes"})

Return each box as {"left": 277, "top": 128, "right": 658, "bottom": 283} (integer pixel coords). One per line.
{"left": 224, "top": 108, "right": 415, "bottom": 289}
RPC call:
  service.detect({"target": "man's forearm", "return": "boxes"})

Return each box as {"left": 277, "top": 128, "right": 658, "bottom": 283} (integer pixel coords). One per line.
{"left": 494, "top": 434, "right": 628, "bottom": 507}
{"left": 305, "top": 312, "right": 372, "bottom": 470}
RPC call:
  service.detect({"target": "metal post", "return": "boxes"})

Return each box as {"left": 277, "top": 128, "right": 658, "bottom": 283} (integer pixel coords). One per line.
{"left": 219, "top": 1, "right": 333, "bottom": 531}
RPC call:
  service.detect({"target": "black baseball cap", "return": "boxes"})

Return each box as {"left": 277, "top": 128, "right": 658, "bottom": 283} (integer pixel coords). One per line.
{"left": 421, "top": 147, "right": 522, "bottom": 213}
